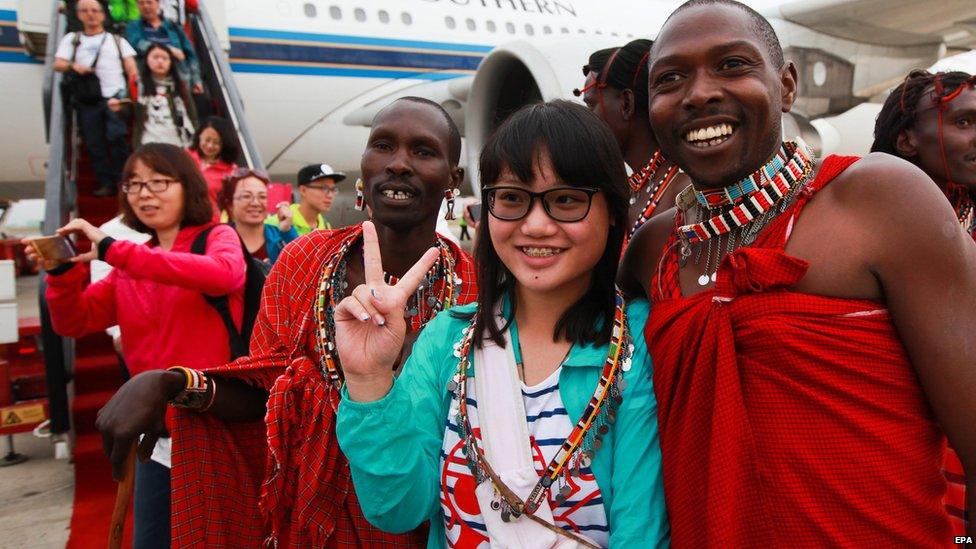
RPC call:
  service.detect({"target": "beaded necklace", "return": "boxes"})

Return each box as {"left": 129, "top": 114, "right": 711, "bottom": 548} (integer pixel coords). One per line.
{"left": 313, "top": 232, "right": 460, "bottom": 386}
{"left": 960, "top": 202, "right": 975, "bottom": 234}
{"left": 446, "top": 290, "right": 633, "bottom": 521}
{"left": 627, "top": 150, "right": 664, "bottom": 197}
{"left": 683, "top": 141, "right": 798, "bottom": 209}
{"left": 676, "top": 139, "right": 815, "bottom": 286}
{"left": 949, "top": 184, "right": 975, "bottom": 234}
{"left": 628, "top": 163, "right": 681, "bottom": 240}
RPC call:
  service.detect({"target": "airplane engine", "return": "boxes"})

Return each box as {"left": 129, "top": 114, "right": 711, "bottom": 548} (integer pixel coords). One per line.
{"left": 466, "top": 37, "right": 619, "bottom": 194}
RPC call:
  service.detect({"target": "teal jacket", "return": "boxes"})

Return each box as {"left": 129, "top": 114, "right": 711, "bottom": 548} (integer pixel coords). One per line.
{"left": 336, "top": 300, "right": 669, "bottom": 548}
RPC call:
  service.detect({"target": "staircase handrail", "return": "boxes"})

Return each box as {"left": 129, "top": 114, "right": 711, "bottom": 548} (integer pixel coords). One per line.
{"left": 192, "top": 1, "right": 264, "bottom": 170}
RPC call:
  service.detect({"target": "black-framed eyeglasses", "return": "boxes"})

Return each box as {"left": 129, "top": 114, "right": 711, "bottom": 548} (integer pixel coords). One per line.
{"left": 483, "top": 185, "right": 600, "bottom": 223}
{"left": 304, "top": 184, "right": 339, "bottom": 196}
{"left": 121, "top": 178, "right": 178, "bottom": 195}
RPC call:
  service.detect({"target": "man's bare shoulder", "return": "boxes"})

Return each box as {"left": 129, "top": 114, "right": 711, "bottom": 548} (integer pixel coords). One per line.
{"left": 824, "top": 152, "right": 948, "bottom": 217}
{"left": 813, "top": 152, "right": 965, "bottom": 268}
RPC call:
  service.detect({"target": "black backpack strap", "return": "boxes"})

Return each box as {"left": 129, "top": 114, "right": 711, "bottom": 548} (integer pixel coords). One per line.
{"left": 191, "top": 227, "right": 249, "bottom": 360}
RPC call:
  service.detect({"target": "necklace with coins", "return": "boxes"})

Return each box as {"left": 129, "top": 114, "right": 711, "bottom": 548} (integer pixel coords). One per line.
{"left": 314, "top": 232, "right": 461, "bottom": 387}
{"left": 675, "top": 138, "right": 815, "bottom": 286}
{"left": 445, "top": 289, "right": 633, "bottom": 528}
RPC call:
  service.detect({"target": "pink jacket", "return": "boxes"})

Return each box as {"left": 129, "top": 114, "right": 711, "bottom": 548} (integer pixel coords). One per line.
{"left": 45, "top": 223, "right": 246, "bottom": 377}
{"left": 186, "top": 148, "right": 237, "bottom": 221}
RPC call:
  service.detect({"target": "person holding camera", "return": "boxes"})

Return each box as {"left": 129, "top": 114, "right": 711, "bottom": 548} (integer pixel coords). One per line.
{"left": 54, "top": 0, "right": 138, "bottom": 197}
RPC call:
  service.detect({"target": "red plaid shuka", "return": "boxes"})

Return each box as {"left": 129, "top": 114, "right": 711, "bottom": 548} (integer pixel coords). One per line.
{"left": 169, "top": 224, "right": 478, "bottom": 548}
{"left": 645, "top": 156, "right": 954, "bottom": 547}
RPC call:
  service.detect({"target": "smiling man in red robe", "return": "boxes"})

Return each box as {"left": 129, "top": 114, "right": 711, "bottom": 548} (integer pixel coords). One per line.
{"left": 620, "top": 0, "right": 976, "bottom": 546}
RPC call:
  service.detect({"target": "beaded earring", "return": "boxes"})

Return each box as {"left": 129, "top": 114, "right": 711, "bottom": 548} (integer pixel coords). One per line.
{"left": 354, "top": 178, "right": 365, "bottom": 211}
{"left": 444, "top": 188, "right": 459, "bottom": 220}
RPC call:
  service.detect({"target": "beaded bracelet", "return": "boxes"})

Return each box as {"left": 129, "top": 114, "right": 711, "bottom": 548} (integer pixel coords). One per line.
{"left": 167, "top": 366, "right": 210, "bottom": 409}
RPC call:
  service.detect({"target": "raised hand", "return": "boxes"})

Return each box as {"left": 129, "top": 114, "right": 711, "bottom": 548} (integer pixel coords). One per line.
{"left": 334, "top": 221, "right": 438, "bottom": 402}
{"left": 57, "top": 218, "right": 109, "bottom": 263}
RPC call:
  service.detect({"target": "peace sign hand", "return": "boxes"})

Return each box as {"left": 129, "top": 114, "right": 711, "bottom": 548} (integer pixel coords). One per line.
{"left": 334, "top": 221, "right": 439, "bottom": 402}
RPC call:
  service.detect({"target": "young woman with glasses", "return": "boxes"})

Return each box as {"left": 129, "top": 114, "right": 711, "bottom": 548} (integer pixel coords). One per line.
{"left": 25, "top": 143, "right": 247, "bottom": 549}
{"left": 332, "top": 101, "right": 669, "bottom": 548}
{"left": 217, "top": 167, "right": 298, "bottom": 265}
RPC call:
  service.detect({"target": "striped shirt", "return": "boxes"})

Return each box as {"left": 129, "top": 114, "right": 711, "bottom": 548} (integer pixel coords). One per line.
{"left": 440, "top": 366, "right": 609, "bottom": 548}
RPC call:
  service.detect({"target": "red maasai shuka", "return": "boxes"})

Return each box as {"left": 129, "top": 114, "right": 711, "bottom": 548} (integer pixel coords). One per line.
{"left": 169, "top": 224, "right": 478, "bottom": 548}
{"left": 645, "top": 155, "right": 954, "bottom": 548}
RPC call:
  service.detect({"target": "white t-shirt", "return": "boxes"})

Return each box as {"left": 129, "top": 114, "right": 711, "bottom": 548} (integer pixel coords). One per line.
{"left": 140, "top": 81, "right": 195, "bottom": 147}
{"left": 440, "top": 367, "right": 610, "bottom": 547}
{"left": 55, "top": 31, "right": 136, "bottom": 98}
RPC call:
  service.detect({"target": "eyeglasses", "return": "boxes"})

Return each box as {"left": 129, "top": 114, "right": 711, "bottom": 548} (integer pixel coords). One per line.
{"left": 122, "top": 178, "right": 178, "bottom": 194}
{"left": 304, "top": 184, "right": 339, "bottom": 195}
{"left": 483, "top": 185, "right": 600, "bottom": 223}
{"left": 233, "top": 193, "right": 268, "bottom": 204}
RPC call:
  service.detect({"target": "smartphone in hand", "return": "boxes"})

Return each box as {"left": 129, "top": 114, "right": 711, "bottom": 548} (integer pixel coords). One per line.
{"left": 28, "top": 235, "right": 78, "bottom": 262}
{"left": 466, "top": 203, "right": 482, "bottom": 220}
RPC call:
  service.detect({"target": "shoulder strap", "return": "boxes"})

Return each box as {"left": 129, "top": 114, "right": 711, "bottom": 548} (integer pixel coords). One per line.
{"left": 112, "top": 33, "right": 124, "bottom": 65}
{"left": 191, "top": 226, "right": 249, "bottom": 359}
{"left": 69, "top": 32, "right": 81, "bottom": 62}
{"left": 89, "top": 32, "right": 109, "bottom": 69}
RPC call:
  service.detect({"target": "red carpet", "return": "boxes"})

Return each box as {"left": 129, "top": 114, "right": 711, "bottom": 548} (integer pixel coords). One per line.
{"left": 64, "top": 145, "right": 133, "bottom": 547}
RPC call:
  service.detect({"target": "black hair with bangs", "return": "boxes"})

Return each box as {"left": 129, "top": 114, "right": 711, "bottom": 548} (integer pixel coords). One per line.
{"left": 454, "top": 100, "right": 629, "bottom": 349}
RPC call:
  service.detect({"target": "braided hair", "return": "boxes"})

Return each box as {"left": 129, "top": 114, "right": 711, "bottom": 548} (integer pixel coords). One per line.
{"left": 872, "top": 69, "right": 975, "bottom": 157}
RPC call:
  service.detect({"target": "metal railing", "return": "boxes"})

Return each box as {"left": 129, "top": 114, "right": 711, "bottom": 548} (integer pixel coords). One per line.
{"left": 40, "top": 2, "right": 75, "bottom": 435}
{"left": 190, "top": 1, "right": 264, "bottom": 170}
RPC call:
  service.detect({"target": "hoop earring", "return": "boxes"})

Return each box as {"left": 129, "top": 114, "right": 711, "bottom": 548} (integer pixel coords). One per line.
{"left": 444, "top": 188, "right": 459, "bottom": 220}
{"left": 354, "top": 179, "right": 365, "bottom": 211}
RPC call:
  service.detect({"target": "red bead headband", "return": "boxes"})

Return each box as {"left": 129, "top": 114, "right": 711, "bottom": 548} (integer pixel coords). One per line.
{"left": 572, "top": 48, "right": 622, "bottom": 119}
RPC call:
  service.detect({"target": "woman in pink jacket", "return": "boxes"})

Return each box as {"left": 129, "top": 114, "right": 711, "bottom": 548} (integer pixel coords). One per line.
{"left": 28, "top": 143, "right": 246, "bottom": 549}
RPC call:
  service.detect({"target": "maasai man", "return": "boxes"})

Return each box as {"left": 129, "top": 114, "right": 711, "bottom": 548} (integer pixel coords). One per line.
{"left": 619, "top": 0, "right": 976, "bottom": 546}
{"left": 578, "top": 40, "right": 688, "bottom": 246}
{"left": 94, "top": 97, "right": 478, "bottom": 547}
{"left": 873, "top": 70, "right": 976, "bottom": 241}
{"left": 872, "top": 69, "right": 976, "bottom": 535}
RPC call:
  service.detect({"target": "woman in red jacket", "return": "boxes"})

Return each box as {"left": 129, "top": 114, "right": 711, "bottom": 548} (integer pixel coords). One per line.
{"left": 186, "top": 116, "right": 239, "bottom": 220}
{"left": 27, "top": 142, "right": 246, "bottom": 549}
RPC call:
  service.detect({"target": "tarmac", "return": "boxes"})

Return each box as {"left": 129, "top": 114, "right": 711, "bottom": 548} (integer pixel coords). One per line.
{"left": 1, "top": 272, "right": 72, "bottom": 549}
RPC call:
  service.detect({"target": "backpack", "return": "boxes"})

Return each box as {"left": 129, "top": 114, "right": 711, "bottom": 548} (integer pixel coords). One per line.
{"left": 191, "top": 226, "right": 271, "bottom": 360}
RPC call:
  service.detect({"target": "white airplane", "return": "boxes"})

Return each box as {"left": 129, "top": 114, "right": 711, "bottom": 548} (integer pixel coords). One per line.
{"left": 2, "top": 0, "right": 975, "bottom": 197}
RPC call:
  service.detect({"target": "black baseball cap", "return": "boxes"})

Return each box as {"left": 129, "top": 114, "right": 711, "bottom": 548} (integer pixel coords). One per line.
{"left": 297, "top": 163, "right": 346, "bottom": 185}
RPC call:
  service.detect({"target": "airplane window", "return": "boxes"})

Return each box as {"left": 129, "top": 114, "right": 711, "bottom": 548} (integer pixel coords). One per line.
{"left": 329, "top": 5, "right": 341, "bottom": 19}
{"left": 542, "top": 25, "right": 552, "bottom": 35}
{"left": 486, "top": 20, "right": 497, "bottom": 33}
{"left": 445, "top": 16, "right": 456, "bottom": 29}
{"left": 578, "top": 28, "right": 586, "bottom": 34}
{"left": 505, "top": 22, "right": 515, "bottom": 34}
{"left": 303, "top": 3, "right": 316, "bottom": 17}
{"left": 611, "top": 31, "right": 618, "bottom": 36}
{"left": 354, "top": 8, "right": 366, "bottom": 22}
{"left": 378, "top": 10, "right": 389, "bottom": 23}
{"left": 595, "top": 29, "right": 603, "bottom": 35}
{"left": 560, "top": 27, "right": 569, "bottom": 34}
{"left": 524, "top": 24, "right": 534, "bottom": 35}
{"left": 402, "top": 12, "right": 413, "bottom": 25}
{"left": 466, "top": 18, "right": 476, "bottom": 31}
